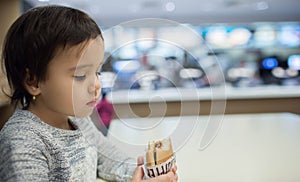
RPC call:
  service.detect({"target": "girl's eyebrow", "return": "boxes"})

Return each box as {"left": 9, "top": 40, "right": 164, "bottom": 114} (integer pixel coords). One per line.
{"left": 69, "top": 64, "right": 93, "bottom": 71}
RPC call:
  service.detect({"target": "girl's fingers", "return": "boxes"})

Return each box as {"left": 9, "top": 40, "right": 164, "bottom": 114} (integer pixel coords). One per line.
{"left": 137, "top": 156, "right": 144, "bottom": 166}
{"left": 132, "top": 166, "right": 144, "bottom": 182}
{"left": 172, "top": 165, "right": 177, "bottom": 173}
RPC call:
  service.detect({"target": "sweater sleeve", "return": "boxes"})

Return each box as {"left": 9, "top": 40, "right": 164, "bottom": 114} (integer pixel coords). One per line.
{"left": 96, "top": 134, "right": 136, "bottom": 182}
{"left": 0, "top": 126, "right": 49, "bottom": 181}
{"left": 79, "top": 117, "right": 136, "bottom": 182}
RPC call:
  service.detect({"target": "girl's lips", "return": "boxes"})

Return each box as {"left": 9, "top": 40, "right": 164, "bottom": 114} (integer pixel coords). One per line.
{"left": 86, "top": 100, "right": 97, "bottom": 107}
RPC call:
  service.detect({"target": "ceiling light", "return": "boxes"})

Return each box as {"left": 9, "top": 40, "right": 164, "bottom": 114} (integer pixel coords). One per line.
{"left": 255, "top": 1, "right": 269, "bottom": 10}
{"left": 271, "top": 67, "right": 285, "bottom": 78}
{"left": 165, "top": 2, "right": 175, "bottom": 12}
{"left": 286, "top": 68, "right": 298, "bottom": 77}
{"left": 180, "top": 68, "right": 203, "bottom": 79}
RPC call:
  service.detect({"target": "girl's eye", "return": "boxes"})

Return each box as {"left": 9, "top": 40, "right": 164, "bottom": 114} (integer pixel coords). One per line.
{"left": 96, "top": 71, "right": 101, "bottom": 78}
{"left": 73, "top": 75, "right": 86, "bottom": 81}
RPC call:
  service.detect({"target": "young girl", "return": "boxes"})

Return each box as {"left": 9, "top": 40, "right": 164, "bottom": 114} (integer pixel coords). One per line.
{"left": 0, "top": 6, "right": 177, "bottom": 181}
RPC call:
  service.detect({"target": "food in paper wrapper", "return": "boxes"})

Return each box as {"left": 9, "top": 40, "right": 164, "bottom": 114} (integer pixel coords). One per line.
{"left": 143, "top": 138, "right": 176, "bottom": 178}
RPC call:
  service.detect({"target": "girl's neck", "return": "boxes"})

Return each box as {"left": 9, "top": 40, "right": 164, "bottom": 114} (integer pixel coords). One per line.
{"left": 27, "top": 105, "right": 75, "bottom": 130}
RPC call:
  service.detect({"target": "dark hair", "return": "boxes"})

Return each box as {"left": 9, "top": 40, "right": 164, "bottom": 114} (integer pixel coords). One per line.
{"left": 2, "top": 5, "right": 103, "bottom": 109}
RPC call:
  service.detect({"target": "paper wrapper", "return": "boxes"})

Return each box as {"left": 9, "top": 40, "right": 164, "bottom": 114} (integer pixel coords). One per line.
{"left": 143, "top": 155, "right": 176, "bottom": 179}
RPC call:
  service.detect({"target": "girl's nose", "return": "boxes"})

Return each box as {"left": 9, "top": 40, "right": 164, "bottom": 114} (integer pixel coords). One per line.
{"left": 89, "top": 76, "right": 101, "bottom": 96}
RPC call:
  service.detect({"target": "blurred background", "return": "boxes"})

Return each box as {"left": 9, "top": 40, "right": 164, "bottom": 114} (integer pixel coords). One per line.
{"left": 21, "top": 0, "right": 300, "bottom": 90}
{"left": 1, "top": 0, "right": 300, "bottom": 117}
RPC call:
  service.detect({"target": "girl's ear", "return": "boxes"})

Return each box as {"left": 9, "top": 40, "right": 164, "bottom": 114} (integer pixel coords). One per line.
{"left": 24, "top": 68, "right": 41, "bottom": 96}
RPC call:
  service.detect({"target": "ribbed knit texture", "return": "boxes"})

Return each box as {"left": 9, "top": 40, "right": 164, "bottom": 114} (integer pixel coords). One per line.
{"left": 0, "top": 109, "right": 136, "bottom": 181}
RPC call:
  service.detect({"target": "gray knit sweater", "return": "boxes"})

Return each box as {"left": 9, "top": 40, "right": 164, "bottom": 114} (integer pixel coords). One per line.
{"left": 0, "top": 109, "right": 136, "bottom": 181}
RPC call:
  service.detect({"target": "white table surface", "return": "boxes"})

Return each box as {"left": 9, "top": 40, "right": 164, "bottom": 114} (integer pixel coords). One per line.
{"left": 105, "top": 113, "right": 300, "bottom": 182}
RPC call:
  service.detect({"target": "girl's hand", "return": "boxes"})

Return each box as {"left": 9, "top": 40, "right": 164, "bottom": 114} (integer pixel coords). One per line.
{"left": 131, "top": 156, "right": 178, "bottom": 182}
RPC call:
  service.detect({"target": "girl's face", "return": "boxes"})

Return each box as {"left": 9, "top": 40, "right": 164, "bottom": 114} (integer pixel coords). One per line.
{"left": 33, "top": 36, "right": 104, "bottom": 122}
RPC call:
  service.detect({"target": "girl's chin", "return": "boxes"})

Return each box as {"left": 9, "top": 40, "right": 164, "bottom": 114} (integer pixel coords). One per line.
{"left": 72, "top": 108, "right": 94, "bottom": 118}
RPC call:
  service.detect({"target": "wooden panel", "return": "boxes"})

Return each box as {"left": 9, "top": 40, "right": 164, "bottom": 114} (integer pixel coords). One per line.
{"left": 112, "top": 97, "right": 300, "bottom": 118}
